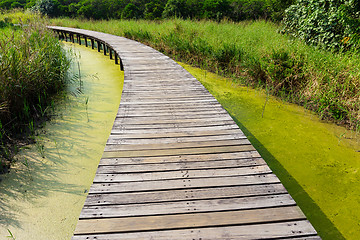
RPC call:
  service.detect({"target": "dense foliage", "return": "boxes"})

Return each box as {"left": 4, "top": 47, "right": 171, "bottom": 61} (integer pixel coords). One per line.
{"left": 0, "top": 12, "right": 70, "bottom": 172}
{"left": 0, "top": 0, "right": 295, "bottom": 21}
{"left": 283, "top": 0, "right": 360, "bottom": 50}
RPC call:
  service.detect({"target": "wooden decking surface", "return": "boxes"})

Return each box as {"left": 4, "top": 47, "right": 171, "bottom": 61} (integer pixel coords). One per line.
{"left": 49, "top": 26, "right": 320, "bottom": 240}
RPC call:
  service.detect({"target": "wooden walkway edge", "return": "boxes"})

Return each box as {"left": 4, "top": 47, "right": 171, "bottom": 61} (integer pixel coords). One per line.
{"left": 48, "top": 26, "right": 321, "bottom": 240}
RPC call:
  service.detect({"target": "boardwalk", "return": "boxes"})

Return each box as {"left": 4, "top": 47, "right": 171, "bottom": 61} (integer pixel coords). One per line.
{"left": 49, "top": 26, "right": 320, "bottom": 239}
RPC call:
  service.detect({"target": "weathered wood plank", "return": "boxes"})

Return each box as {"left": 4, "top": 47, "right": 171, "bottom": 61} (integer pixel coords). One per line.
{"left": 80, "top": 194, "right": 295, "bottom": 218}
{"left": 109, "top": 129, "right": 245, "bottom": 138}
{"left": 72, "top": 221, "right": 318, "bottom": 239}
{"left": 111, "top": 125, "right": 241, "bottom": 135}
{"left": 99, "top": 151, "right": 257, "bottom": 165}
{"left": 97, "top": 158, "right": 266, "bottom": 173}
{"left": 112, "top": 116, "right": 235, "bottom": 126}
{"left": 107, "top": 133, "right": 246, "bottom": 145}
{"left": 102, "top": 145, "right": 255, "bottom": 158}
{"left": 93, "top": 165, "right": 271, "bottom": 182}
{"left": 104, "top": 139, "right": 251, "bottom": 151}
{"left": 110, "top": 120, "right": 237, "bottom": 130}
{"left": 73, "top": 206, "right": 306, "bottom": 235}
{"left": 84, "top": 183, "right": 287, "bottom": 206}
{"left": 90, "top": 174, "right": 281, "bottom": 193}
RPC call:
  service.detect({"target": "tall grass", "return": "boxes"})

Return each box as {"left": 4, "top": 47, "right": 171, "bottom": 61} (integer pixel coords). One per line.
{"left": 0, "top": 12, "right": 70, "bottom": 172}
{"left": 51, "top": 18, "right": 360, "bottom": 130}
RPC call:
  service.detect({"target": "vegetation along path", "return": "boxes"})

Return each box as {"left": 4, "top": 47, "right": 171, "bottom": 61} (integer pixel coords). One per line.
{"left": 49, "top": 26, "right": 320, "bottom": 239}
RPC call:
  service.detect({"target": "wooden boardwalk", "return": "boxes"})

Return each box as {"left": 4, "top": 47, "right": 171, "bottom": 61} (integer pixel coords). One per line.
{"left": 49, "top": 26, "right": 320, "bottom": 240}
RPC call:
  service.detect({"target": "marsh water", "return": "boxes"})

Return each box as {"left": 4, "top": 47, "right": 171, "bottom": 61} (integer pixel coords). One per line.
{"left": 0, "top": 41, "right": 359, "bottom": 240}
{"left": 0, "top": 42, "right": 123, "bottom": 239}
{"left": 179, "top": 62, "right": 360, "bottom": 240}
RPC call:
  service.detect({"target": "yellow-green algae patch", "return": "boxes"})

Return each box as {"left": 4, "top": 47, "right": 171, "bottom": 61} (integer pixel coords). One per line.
{"left": 179, "top": 62, "right": 360, "bottom": 240}
{"left": 0, "top": 42, "right": 123, "bottom": 239}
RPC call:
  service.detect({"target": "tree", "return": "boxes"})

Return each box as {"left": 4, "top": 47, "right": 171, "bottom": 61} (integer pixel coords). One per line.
{"left": 32, "top": 0, "right": 60, "bottom": 17}
{"left": 162, "top": 0, "right": 188, "bottom": 18}
{"left": 144, "top": 0, "right": 165, "bottom": 20}
{"left": 202, "top": 0, "right": 230, "bottom": 20}
{"left": 121, "top": 3, "right": 141, "bottom": 19}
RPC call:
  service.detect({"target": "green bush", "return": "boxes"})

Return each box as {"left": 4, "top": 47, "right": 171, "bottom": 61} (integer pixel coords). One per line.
{"left": 283, "top": 0, "right": 360, "bottom": 50}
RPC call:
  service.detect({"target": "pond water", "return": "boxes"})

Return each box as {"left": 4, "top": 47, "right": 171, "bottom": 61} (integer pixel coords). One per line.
{"left": 179, "top": 62, "right": 360, "bottom": 240}
{"left": 0, "top": 42, "right": 123, "bottom": 239}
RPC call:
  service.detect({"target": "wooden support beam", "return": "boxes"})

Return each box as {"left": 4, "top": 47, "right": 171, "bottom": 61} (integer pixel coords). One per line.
{"left": 115, "top": 52, "right": 119, "bottom": 64}
{"left": 91, "top": 39, "right": 94, "bottom": 49}
{"left": 103, "top": 44, "right": 107, "bottom": 55}
{"left": 71, "top": 33, "right": 75, "bottom": 43}
{"left": 120, "top": 57, "right": 124, "bottom": 71}
{"left": 97, "top": 41, "right": 101, "bottom": 52}
{"left": 109, "top": 48, "right": 113, "bottom": 59}
{"left": 84, "top": 36, "right": 88, "bottom": 47}
{"left": 78, "top": 35, "right": 81, "bottom": 45}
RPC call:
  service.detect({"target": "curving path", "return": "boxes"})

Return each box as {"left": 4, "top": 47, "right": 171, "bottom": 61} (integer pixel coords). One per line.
{"left": 49, "top": 26, "right": 320, "bottom": 240}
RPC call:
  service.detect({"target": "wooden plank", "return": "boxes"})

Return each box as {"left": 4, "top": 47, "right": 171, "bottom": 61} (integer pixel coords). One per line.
{"left": 107, "top": 133, "right": 246, "bottom": 145}
{"left": 84, "top": 183, "right": 287, "bottom": 206}
{"left": 111, "top": 125, "right": 241, "bottom": 135}
{"left": 80, "top": 194, "right": 296, "bottom": 218}
{"left": 120, "top": 99, "right": 218, "bottom": 105}
{"left": 99, "top": 151, "right": 257, "bottom": 165}
{"left": 73, "top": 206, "right": 306, "bottom": 235}
{"left": 102, "top": 145, "right": 256, "bottom": 158}
{"left": 72, "top": 220, "right": 318, "bottom": 239}
{"left": 90, "top": 174, "right": 281, "bottom": 193}
{"left": 110, "top": 120, "right": 237, "bottom": 130}
{"left": 112, "top": 116, "right": 235, "bottom": 126}
{"left": 109, "top": 129, "right": 244, "bottom": 139}
{"left": 93, "top": 165, "right": 272, "bottom": 182}
{"left": 116, "top": 112, "right": 230, "bottom": 118}
{"left": 97, "top": 158, "right": 266, "bottom": 173}
{"left": 104, "top": 139, "right": 251, "bottom": 151}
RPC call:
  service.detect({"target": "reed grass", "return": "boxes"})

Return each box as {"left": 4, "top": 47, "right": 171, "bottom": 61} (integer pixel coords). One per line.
{"left": 51, "top": 18, "right": 360, "bottom": 130}
{"left": 0, "top": 12, "right": 70, "bottom": 172}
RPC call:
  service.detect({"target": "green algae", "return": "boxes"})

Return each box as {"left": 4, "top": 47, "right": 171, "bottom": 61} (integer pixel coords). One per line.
{"left": 179, "top": 62, "right": 360, "bottom": 240}
{"left": 0, "top": 42, "right": 123, "bottom": 239}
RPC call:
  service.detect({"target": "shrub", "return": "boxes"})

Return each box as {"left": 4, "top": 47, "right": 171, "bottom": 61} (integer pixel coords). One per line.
{"left": 283, "top": 0, "right": 360, "bottom": 50}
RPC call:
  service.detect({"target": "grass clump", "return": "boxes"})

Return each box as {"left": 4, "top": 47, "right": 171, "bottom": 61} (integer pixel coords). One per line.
{"left": 0, "top": 12, "right": 70, "bottom": 173}
{"left": 51, "top": 18, "right": 360, "bottom": 130}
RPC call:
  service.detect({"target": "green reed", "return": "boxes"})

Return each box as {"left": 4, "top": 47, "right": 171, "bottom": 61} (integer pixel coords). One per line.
{"left": 0, "top": 12, "right": 70, "bottom": 172}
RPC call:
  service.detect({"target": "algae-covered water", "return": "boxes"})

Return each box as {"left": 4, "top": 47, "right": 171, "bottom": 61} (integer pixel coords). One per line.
{"left": 0, "top": 42, "right": 123, "bottom": 239}
{"left": 179, "top": 63, "right": 360, "bottom": 240}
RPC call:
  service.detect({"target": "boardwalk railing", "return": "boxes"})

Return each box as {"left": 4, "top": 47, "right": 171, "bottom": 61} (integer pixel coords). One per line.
{"left": 49, "top": 26, "right": 320, "bottom": 240}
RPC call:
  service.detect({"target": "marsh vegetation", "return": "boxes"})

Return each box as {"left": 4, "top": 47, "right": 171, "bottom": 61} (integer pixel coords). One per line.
{"left": 0, "top": 12, "right": 70, "bottom": 172}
